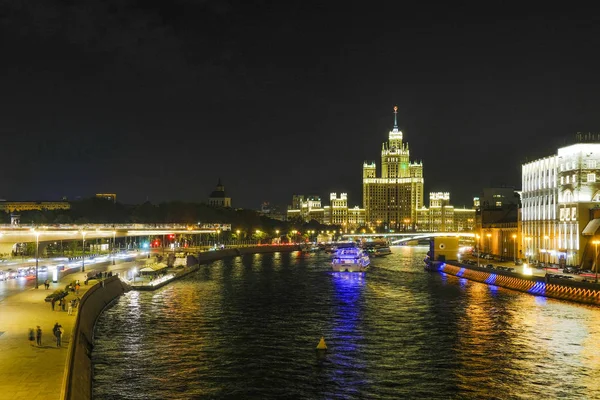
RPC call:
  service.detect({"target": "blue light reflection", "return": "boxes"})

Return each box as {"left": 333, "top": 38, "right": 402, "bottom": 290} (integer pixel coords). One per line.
{"left": 330, "top": 272, "right": 367, "bottom": 389}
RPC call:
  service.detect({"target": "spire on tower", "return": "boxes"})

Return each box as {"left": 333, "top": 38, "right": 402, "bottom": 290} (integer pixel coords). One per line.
{"left": 393, "top": 105, "right": 398, "bottom": 130}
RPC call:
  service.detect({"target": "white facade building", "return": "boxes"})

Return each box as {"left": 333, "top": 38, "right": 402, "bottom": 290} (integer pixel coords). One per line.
{"left": 522, "top": 139, "right": 600, "bottom": 267}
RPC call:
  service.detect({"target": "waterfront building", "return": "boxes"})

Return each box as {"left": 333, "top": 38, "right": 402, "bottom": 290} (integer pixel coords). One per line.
{"left": 96, "top": 193, "right": 117, "bottom": 203}
{"left": 362, "top": 107, "right": 424, "bottom": 231}
{"left": 286, "top": 193, "right": 365, "bottom": 229}
{"left": 522, "top": 135, "right": 600, "bottom": 268}
{"left": 475, "top": 187, "right": 520, "bottom": 261}
{"left": 416, "top": 192, "right": 475, "bottom": 232}
{"left": 208, "top": 179, "right": 232, "bottom": 208}
{"left": 0, "top": 200, "right": 71, "bottom": 213}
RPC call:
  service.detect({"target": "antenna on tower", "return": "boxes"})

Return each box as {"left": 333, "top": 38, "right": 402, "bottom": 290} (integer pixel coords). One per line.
{"left": 393, "top": 105, "right": 398, "bottom": 130}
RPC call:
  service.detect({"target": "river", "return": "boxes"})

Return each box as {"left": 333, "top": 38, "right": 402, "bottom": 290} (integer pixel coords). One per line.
{"left": 92, "top": 247, "right": 600, "bottom": 399}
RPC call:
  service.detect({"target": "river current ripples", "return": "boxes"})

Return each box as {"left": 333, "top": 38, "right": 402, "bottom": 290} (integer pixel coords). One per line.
{"left": 92, "top": 247, "right": 600, "bottom": 399}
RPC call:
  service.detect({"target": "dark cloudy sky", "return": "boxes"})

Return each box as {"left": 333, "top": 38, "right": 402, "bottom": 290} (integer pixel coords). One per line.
{"left": 1, "top": 1, "right": 599, "bottom": 209}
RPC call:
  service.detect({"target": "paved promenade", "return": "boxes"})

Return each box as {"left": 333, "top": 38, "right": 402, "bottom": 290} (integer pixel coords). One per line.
{"left": 0, "top": 274, "right": 92, "bottom": 400}
{"left": 0, "top": 260, "right": 142, "bottom": 400}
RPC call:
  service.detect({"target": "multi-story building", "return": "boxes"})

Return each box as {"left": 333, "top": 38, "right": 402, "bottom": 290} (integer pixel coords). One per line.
{"left": 416, "top": 192, "right": 475, "bottom": 232}
{"left": 208, "top": 179, "right": 231, "bottom": 208}
{"left": 96, "top": 193, "right": 117, "bottom": 203}
{"left": 474, "top": 187, "right": 520, "bottom": 261}
{"left": 522, "top": 135, "right": 600, "bottom": 268}
{"left": 362, "top": 107, "right": 424, "bottom": 231}
{"left": 0, "top": 200, "right": 71, "bottom": 213}
{"left": 287, "top": 193, "right": 365, "bottom": 229}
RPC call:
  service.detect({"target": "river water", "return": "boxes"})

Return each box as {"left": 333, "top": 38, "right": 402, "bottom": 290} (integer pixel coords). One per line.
{"left": 92, "top": 247, "right": 600, "bottom": 399}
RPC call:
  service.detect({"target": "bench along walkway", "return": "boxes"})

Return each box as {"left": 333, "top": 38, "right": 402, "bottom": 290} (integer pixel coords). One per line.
{"left": 0, "top": 274, "right": 93, "bottom": 400}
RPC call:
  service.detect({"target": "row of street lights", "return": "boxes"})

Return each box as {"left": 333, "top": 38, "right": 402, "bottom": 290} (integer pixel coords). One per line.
{"left": 30, "top": 229, "right": 120, "bottom": 288}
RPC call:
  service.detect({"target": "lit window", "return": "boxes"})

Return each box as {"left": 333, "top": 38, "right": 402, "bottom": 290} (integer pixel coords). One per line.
{"left": 588, "top": 173, "right": 596, "bottom": 183}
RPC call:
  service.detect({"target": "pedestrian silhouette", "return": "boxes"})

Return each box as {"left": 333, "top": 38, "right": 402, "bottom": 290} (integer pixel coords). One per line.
{"left": 36, "top": 326, "right": 42, "bottom": 346}
{"left": 28, "top": 328, "right": 35, "bottom": 346}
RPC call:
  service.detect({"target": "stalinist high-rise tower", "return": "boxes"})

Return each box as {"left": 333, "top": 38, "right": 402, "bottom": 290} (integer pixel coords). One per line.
{"left": 362, "top": 106, "right": 424, "bottom": 231}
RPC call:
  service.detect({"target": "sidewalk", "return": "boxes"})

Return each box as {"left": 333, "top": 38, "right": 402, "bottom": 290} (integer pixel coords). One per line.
{"left": 0, "top": 274, "right": 93, "bottom": 400}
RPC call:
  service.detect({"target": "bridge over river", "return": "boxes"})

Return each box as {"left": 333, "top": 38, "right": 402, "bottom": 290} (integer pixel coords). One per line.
{"left": 0, "top": 223, "right": 230, "bottom": 255}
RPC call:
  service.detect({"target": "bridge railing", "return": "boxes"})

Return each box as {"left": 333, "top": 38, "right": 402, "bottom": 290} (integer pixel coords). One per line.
{"left": 0, "top": 223, "right": 232, "bottom": 231}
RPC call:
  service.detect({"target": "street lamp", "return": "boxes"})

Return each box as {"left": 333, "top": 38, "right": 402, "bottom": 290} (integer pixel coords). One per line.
{"left": 486, "top": 233, "right": 492, "bottom": 255}
{"left": 32, "top": 229, "right": 40, "bottom": 289}
{"left": 81, "top": 231, "right": 87, "bottom": 272}
{"left": 593, "top": 240, "right": 600, "bottom": 283}
{"left": 475, "top": 234, "right": 480, "bottom": 266}
{"left": 112, "top": 231, "right": 116, "bottom": 265}
{"left": 512, "top": 234, "right": 517, "bottom": 263}
{"left": 544, "top": 235, "right": 550, "bottom": 266}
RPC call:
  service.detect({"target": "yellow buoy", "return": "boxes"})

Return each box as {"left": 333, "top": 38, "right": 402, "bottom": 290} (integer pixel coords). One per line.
{"left": 316, "top": 336, "right": 327, "bottom": 350}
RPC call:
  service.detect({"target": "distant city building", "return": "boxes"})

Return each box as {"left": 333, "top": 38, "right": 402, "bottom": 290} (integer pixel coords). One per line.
{"left": 0, "top": 200, "right": 71, "bottom": 213}
{"left": 259, "top": 202, "right": 286, "bottom": 221}
{"left": 287, "top": 193, "right": 365, "bottom": 229}
{"left": 208, "top": 179, "right": 231, "bottom": 208}
{"left": 522, "top": 135, "right": 600, "bottom": 268}
{"left": 96, "top": 193, "right": 117, "bottom": 203}
{"left": 474, "top": 187, "right": 520, "bottom": 261}
{"left": 362, "top": 106, "right": 424, "bottom": 231}
{"left": 416, "top": 192, "right": 475, "bottom": 232}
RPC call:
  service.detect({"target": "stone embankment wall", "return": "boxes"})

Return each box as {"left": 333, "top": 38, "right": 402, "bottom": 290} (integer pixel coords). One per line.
{"left": 437, "top": 262, "right": 600, "bottom": 306}
{"left": 61, "top": 276, "right": 131, "bottom": 400}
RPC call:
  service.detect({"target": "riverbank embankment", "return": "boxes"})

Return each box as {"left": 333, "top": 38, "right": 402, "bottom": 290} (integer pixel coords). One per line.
{"left": 62, "top": 244, "right": 302, "bottom": 399}
{"left": 433, "top": 262, "right": 600, "bottom": 306}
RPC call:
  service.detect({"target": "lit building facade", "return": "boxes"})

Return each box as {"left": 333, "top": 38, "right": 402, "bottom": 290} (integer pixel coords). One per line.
{"left": 522, "top": 137, "right": 600, "bottom": 267}
{"left": 416, "top": 192, "right": 475, "bottom": 232}
{"left": 363, "top": 107, "right": 424, "bottom": 231}
{"left": 0, "top": 201, "right": 71, "bottom": 212}
{"left": 96, "top": 193, "right": 117, "bottom": 203}
{"left": 286, "top": 193, "right": 365, "bottom": 229}
{"left": 475, "top": 187, "right": 520, "bottom": 262}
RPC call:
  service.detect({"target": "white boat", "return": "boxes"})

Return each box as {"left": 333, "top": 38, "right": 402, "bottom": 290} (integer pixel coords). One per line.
{"left": 331, "top": 243, "right": 370, "bottom": 272}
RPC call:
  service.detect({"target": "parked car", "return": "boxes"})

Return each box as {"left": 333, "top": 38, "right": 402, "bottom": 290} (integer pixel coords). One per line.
{"left": 563, "top": 266, "right": 580, "bottom": 274}
{"left": 485, "top": 264, "right": 495, "bottom": 269}
{"left": 515, "top": 259, "right": 523, "bottom": 266}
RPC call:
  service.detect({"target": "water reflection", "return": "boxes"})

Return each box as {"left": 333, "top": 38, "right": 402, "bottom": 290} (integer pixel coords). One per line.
{"left": 93, "top": 247, "right": 600, "bottom": 399}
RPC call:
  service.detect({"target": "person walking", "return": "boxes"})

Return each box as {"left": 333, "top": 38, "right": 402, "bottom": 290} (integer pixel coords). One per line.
{"left": 68, "top": 301, "right": 73, "bottom": 315}
{"left": 51, "top": 298, "right": 56, "bottom": 311}
{"left": 28, "top": 328, "right": 35, "bottom": 346}
{"left": 53, "top": 323, "right": 62, "bottom": 347}
{"left": 44, "top": 279, "right": 49, "bottom": 289}
{"left": 75, "top": 283, "right": 80, "bottom": 295}
{"left": 36, "top": 326, "right": 42, "bottom": 346}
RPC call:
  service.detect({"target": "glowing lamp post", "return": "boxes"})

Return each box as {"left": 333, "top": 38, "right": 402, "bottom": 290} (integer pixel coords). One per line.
{"left": 512, "top": 234, "right": 517, "bottom": 263}
{"left": 236, "top": 230, "right": 241, "bottom": 245}
{"left": 81, "top": 231, "right": 87, "bottom": 272}
{"left": 475, "top": 234, "right": 480, "bottom": 267}
{"left": 593, "top": 240, "right": 600, "bottom": 283}
{"left": 112, "top": 231, "right": 116, "bottom": 265}
{"left": 486, "top": 233, "right": 492, "bottom": 255}
{"left": 32, "top": 230, "right": 40, "bottom": 289}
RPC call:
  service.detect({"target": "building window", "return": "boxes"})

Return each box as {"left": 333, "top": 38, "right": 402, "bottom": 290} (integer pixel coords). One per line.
{"left": 588, "top": 173, "right": 596, "bottom": 183}
{"left": 572, "top": 207, "right": 577, "bottom": 220}
{"left": 588, "top": 160, "right": 597, "bottom": 169}
{"left": 566, "top": 175, "right": 570, "bottom": 184}
{"left": 560, "top": 176, "right": 564, "bottom": 185}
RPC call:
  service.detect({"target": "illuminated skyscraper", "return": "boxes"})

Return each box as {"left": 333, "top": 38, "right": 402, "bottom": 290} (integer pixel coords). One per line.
{"left": 362, "top": 107, "right": 424, "bottom": 231}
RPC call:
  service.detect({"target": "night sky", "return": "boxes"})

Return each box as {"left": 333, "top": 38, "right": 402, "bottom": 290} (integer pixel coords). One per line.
{"left": 2, "top": 2, "right": 600, "bottom": 210}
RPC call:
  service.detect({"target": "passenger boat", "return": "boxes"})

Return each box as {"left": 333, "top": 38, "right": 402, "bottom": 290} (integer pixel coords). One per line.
{"left": 363, "top": 241, "right": 392, "bottom": 257}
{"left": 331, "top": 243, "right": 370, "bottom": 272}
